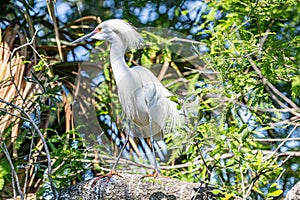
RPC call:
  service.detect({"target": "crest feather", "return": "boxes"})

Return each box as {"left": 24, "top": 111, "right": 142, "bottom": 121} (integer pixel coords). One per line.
{"left": 103, "top": 19, "right": 144, "bottom": 51}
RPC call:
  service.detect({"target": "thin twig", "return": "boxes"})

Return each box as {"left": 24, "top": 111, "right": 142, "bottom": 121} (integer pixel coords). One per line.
{"left": 0, "top": 135, "right": 24, "bottom": 199}
{"left": 0, "top": 99, "right": 58, "bottom": 199}
{"left": 267, "top": 125, "right": 298, "bottom": 160}
{"left": 23, "top": 130, "right": 36, "bottom": 195}
{"left": 184, "top": 67, "right": 221, "bottom": 74}
{"left": 0, "top": 108, "right": 30, "bottom": 122}
{"left": 248, "top": 57, "right": 300, "bottom": 113}
{"left": 29, "top": 44, "right": 49, "bottom": 68}
{"left": 233, "top": 26, "right": 300, "bottom": 117}
{"left": 258, "top": 20, "right": 274, "bottom": 59}
{"left": 240, "top": 165, "right": 245, "bottom": 199}
{"left": 167, "top": 37, "right": 207, "bottom": 45}
{"left": 5, "top": 26, "right": 59, "bottom": 198}
{"left": 8, "top": 28, "right": 39, "bottom": 106}
{"left": 10, "top": 29, "right": 39, "bottom": 58}
{"left": 253, "top": 137, "right": 300, "bottom": 142}
{"left": 244, "top": 176, "right": 256, "bottom": 199}
{"left": 11, "top": 170, "right": 16, "bottom": 200}
{"left": 46, "top": 1, "right": 63, "bottom": 60}
{"left": 157, "top": 58, "right": 170, "bottom": 81}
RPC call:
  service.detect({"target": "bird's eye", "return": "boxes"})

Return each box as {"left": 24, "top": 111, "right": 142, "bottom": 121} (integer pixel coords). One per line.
{"left": 93, "top": 27, "right": 102, "bottom": 33}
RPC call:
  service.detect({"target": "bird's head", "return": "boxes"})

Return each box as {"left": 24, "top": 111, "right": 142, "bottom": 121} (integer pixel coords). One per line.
{"left": 72, "top": 19, "right": 144, "bottom": 51}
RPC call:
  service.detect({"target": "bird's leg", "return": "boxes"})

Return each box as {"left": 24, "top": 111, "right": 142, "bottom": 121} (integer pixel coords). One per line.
{"left": 150, "top": 119, "right": 159, "bottom": 172}
{"left": 110, "top": 131, "right": 130, "bottom": 175}
{"left": 142, "top": 116, "right": 161, "bottom": 178}
{"left": 92, "top": 131, "right": 129, "bottom": 185}
{"left": 148, "top": 132, "right": 160, "bottom": 177}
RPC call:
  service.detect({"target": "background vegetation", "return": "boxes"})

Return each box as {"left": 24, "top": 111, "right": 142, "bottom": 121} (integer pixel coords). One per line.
{"left": 0, "top": 0, "right": 299, "bottom": 199}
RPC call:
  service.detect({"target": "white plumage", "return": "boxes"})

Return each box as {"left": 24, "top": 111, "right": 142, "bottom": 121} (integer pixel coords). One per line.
{"left": 72, "top": 19, "right": 183, "bottom": 174}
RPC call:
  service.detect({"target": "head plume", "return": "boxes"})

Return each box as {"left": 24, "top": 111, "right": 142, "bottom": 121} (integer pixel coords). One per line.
{"left": 101, "top": 19, "right": 144, "bottom": 51}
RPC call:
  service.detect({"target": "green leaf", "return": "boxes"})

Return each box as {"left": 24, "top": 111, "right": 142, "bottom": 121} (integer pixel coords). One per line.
{"left": 211, "top": 189, "right": 223, "bottom": 195}
{"left": 181, "top": 10, "right": 189, "bottom": 15}
{"left": 256, "top": 151, "right": 263, "bottom": 164}
{"left": 267, "top": 183, "right": 283, "bottom": 197}
{"left": 0, "top": 160, "right": 10, "bottom": 191}
{"left": 103, "top": 63, "right": 111, "bottom": 81}
{"left": 169, "top": 95, "right": 180, "bottom": 104}
{"left": 268, "top": 189, "right": 283, "bottom": 197}
{"left": 291, "top": 76, "right": 300, "bottom": 99}
{"left": 0, "top": 177, "right": 4, "bottom": 191}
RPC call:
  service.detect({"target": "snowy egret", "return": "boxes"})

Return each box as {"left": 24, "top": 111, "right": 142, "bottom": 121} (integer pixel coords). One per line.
{"left": 72, "top": 19, "right": 183, "bottom": 177}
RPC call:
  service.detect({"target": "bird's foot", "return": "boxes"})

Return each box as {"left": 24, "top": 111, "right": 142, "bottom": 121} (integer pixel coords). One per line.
{"left": 100, "top": 169, "right": 122, "bottom": 179}
{"left": 141, "top": 169, "right": 167, "bottom": 179}
{"left": 92, "top": 169, "right": 122, "bottom": 186}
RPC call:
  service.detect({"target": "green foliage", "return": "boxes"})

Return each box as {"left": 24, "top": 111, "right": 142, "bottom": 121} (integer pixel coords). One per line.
{"left": 1, "top": 0, "right": 300, "bottom": 199}
{"left": 45, "top": 129, "right": 90, "bottom": 189}
{"left": 33, "top": 57, "right": 46, "bottom": 72}
{"left": 0, "top": 160, "right": 10, "bottom": 191}
{"left": 291, "top": 76, "right": 300, "bottom": 99}
{"left": 267, "top": 183, "right": 283, "bottom": 199}
{"left": 192, "top": 0, "right": 300, "bottom": 198}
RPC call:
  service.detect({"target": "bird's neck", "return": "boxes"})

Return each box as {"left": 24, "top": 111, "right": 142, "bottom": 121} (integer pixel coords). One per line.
{"left": 110, "top": 39, "right": 130, "bottom": 85}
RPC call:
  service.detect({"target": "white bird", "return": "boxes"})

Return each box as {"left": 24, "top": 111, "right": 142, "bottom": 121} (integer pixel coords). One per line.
{"left": 72, "top": 19, "right": 183, "bottom": 177}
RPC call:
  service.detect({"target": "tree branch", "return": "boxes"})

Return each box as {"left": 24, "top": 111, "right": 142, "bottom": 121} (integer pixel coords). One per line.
{"left": 0, "top": 135, "right": 24, "bottom": 199}
{"left": 59, "top": 173, "right": 216, "bottom": 200}
{"left": 247, "top": 57, "right": 300, "bottom": 114}
{"left": 0, "top": 99, "right": 58, "bottom": 199}
{"left": 285, "top": 181, "right": 300, "bottom": 200}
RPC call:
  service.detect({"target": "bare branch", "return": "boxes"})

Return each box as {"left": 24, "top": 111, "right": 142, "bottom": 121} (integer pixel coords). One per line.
{"left": 253, "top": 137, "right": 300, "bottom": 142}
{"left": 22, "top": 130, "right": 36, "bottom": 195}
{"left": 157, "top": 58, "right": 170, "bottom": 81}
{"left": 0, "top": 108, "right": 30, "bottom": 122}
{"left": 46, "top": 1, "right": 63, "bottom": 60}
{"left": 267, "top": 125, "right": 298, "bottom": 160}
{"left": 247, "top": 57, "right": 300, "bottom": 113}
{"left": 10, "top": 29, "right": 39, "bottom": 59}
{"left": 0, "top": 99, "right": 58, "bottom": 199}
{"left": 0, "top": 135, "right": 24, "bottom": 199}
{"left": 59, "top": 173, "right": 212, "bottom": 200}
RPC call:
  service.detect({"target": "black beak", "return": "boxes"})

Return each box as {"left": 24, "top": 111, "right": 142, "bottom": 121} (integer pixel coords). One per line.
{"left": 71, "top": 31, "right": 96, "bottom": 44}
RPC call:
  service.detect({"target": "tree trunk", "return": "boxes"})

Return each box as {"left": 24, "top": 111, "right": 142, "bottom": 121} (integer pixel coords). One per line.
{"left": 285, "top": 181, "right": 300, "bottom": 200}
{"left": 59, "top": 173, "right": 216, "bottom": 200}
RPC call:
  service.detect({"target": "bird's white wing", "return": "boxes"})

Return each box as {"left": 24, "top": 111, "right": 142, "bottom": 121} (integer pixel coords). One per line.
{"left": 117, "top": 66, "right": 164, "bottom": 137}
{"left": 117, "top": 66, "right": 182, "bottom": 139}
